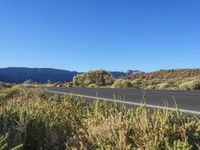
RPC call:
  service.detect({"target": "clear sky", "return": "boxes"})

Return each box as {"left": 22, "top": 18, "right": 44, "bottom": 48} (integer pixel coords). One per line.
{"left": 0, "top": 0, "right": 200, "bottom": 72}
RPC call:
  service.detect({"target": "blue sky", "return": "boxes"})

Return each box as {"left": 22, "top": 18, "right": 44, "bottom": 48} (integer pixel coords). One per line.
{"left": 0, "top": 0, "right": 200, "bottom": 72}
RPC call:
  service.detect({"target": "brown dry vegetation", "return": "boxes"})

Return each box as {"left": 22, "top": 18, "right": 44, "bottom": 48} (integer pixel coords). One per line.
{"left": 112, "top": 69, "right": 200, "bottom": 90}
{"left": 125, "top": 69, "right": 200, "bottom": 80}
{"left": 0, "top": 85, "right": 200, "bottom": 149}
{"left": 113, "top": 76, "right": 200, "bottom": 90}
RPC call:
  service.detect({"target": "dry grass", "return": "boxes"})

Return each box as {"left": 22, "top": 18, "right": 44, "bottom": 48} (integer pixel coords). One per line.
{"left": 0, "top": 85, "right": 199, "bottom": 149}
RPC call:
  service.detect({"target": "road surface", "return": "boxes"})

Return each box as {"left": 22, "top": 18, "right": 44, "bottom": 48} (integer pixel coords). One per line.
{"left": 46, "top": 87, "right": 200, "bottom": 115}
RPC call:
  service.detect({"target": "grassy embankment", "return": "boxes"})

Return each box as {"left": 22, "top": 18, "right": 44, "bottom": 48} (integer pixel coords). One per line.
{"left": 0, "top": 85, "right": 199, "bottom": 149}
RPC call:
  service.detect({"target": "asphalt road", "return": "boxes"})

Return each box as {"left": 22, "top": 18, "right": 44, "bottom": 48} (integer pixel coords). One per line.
{"left": 46, "top": 87, "right": 200, "bottom": 115}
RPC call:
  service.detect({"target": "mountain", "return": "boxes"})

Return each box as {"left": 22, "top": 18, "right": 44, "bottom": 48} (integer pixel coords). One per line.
{"left": 109, "top": 70, "right": 144, "bottom": 78}
{"left": 0, "top": 67, "right": 141, "bottom": 83}
{"left": 108, "top": 71, "right": 127, "bottom": 78}
{"left": 0, "top": 67, "right": 78, "bottom": 83}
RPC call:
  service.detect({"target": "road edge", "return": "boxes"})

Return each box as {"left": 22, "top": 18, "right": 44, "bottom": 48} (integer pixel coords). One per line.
{"left": 48, "top": 90, "right": 200, "bottom": 116}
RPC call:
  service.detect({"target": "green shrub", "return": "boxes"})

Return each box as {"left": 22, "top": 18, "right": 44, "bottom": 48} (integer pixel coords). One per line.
{"left": 111, "top": 79, "right": 123, "bottom": 88}
{"left": 131, "top": 79, "right": 143, "bottom": 88}
{"left": 64, "top": 82, "right": 74, "bottom": 88}
{"left": 0, "top": 133, "right": 23, "bottom": 150}
{"left": 88, "top": 84, "right": 99, "bottom": 88}
{"left": 145, "top": 85, "right": 157, "bottom": 90}
{"left": 146, "top": 79, "right": 162, "bottom": 85}
{"left": 112, "top": 79, "right": 133, "bottom": 88}
{"left": 0, "top": 83, "right": 12, "bottom": 91}
{"left": 157, "top": 82, "right": 171, "bottom": 90}
{"left": 122, "top": 80, "right": 133, "bottom": 88}
{"left": 73, "top": 70, "right": 114, "bottom": 87}
{"left": 179, "top": 79, "right": 200, "bottom": 90}
{"left": 0, "top": 133, "right": 8, "bottom": 150}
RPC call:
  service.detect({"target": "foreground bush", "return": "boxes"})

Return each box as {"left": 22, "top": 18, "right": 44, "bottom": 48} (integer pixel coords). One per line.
{"left": 0, "top": 86, "right": 199, "bottom": 149}
{"left": 0, "top": 133, "right": 23, "bottom": 150}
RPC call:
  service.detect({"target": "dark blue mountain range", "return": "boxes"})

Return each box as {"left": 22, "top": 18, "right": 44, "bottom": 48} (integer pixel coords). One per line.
{"left": 0, "top": 67, "right": 131, "bottom": 83}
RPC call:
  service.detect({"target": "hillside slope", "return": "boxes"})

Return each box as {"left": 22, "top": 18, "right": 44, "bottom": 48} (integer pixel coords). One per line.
{"left": 125, "top": 69, "right": 200, "bottom": 80}
{"left": 110, "top": 69, "right": 200, "bottom": 90}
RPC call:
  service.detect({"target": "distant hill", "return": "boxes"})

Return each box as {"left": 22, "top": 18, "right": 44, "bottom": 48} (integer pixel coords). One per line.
{"left": 2, "top": 67, "right": 200, "bottom": 85}
{"left": 109, "top": 70, "right": 143, "bottom": 78}
{"left": 0, "top": 67, "right": 78, "bottom": 83}
{"left": 124, "top": 69, "right": 200, "bottom": 80}
{"left": 0, "top": 67, "right": 144, "bottom": 83}
{"left": 108, "top": 71, "right": 127, "bottom": 78}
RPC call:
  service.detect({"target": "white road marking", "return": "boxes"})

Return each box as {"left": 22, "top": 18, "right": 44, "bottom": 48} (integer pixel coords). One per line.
{"left": 49, "top": 90, "right": 200, "bottom": 116}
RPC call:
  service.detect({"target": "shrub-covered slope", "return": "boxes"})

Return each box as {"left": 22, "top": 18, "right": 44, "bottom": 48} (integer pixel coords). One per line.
{"left": 125, "top": 69, "right": 200, "bottom": 80}
{"left": 111, "top": 69, "right": 200, "bottom": 90}
{"left": 52, "top": 69, "right": 200, "bottom": 90}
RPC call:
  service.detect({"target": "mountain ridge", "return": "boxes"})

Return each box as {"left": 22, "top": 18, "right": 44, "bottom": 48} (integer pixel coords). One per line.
{"left": 0, "top": 67, "right": 129, "bottom": 83}
{"left": 0, "top": 67, "right": 79, "bottom": 83}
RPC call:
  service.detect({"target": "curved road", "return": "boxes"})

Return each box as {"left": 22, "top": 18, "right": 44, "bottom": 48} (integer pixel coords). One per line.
{"left": 46, "top": 87, "right": 200, "bottom": 115}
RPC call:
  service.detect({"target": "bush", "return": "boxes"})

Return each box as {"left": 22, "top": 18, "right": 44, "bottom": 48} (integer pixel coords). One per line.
{"left": 146, "top": 79, "right": 162, "bottom": 86}
{"left": 122, "top": 80, "right": 133, "bottom": 88}
{"left": 145, "top": 85, "right": 157, "bottom": 90}
{"left": 88, "top": 84, "right": 99, "bottom": 88}
{"left": 0, "top": 133, "right": 23, "bottom": 150}
{"left": 64, "top": 82, "right": 74, "bottom": 88}
{"left": 131, "top": 79, "right": 143, "bottom": 88}
{"left": 157, "top": 82, "right": 171, "bottom": 90}
{"left": 0, "top": 83, "right": 12, "bottom": 91}
{"left": 179, "top": 79, "right": 200, "bottom": 90}
{"left": 73, "top": 70, "right": 114, "bottom": 87}
{"left": 112, "top": 79, "right": 133, "bottom": 88}
{"left": 111, "top": 79, "right": 124, "bottom": 88}
{"left": 0, "top": 87, "right": 73, "bottom": 149}
{"left": 52, "top": 82, "right": 63, "bottom": 87}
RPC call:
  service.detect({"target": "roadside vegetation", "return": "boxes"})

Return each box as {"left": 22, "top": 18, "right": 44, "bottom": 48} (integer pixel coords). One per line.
{"left": 112, "top": 76, "right": 200, "bottom": 90}
{"left": 0, "top": 85, "right": 199, "bottom": 149}
{"left": 51, "top": 69, "right": 200, "bottom": 90}
{"left": 122, "top": 69, "right": 200, "bottom": 90}
{"left": 52, "top": 70, "right": 114, "bottom": 88}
